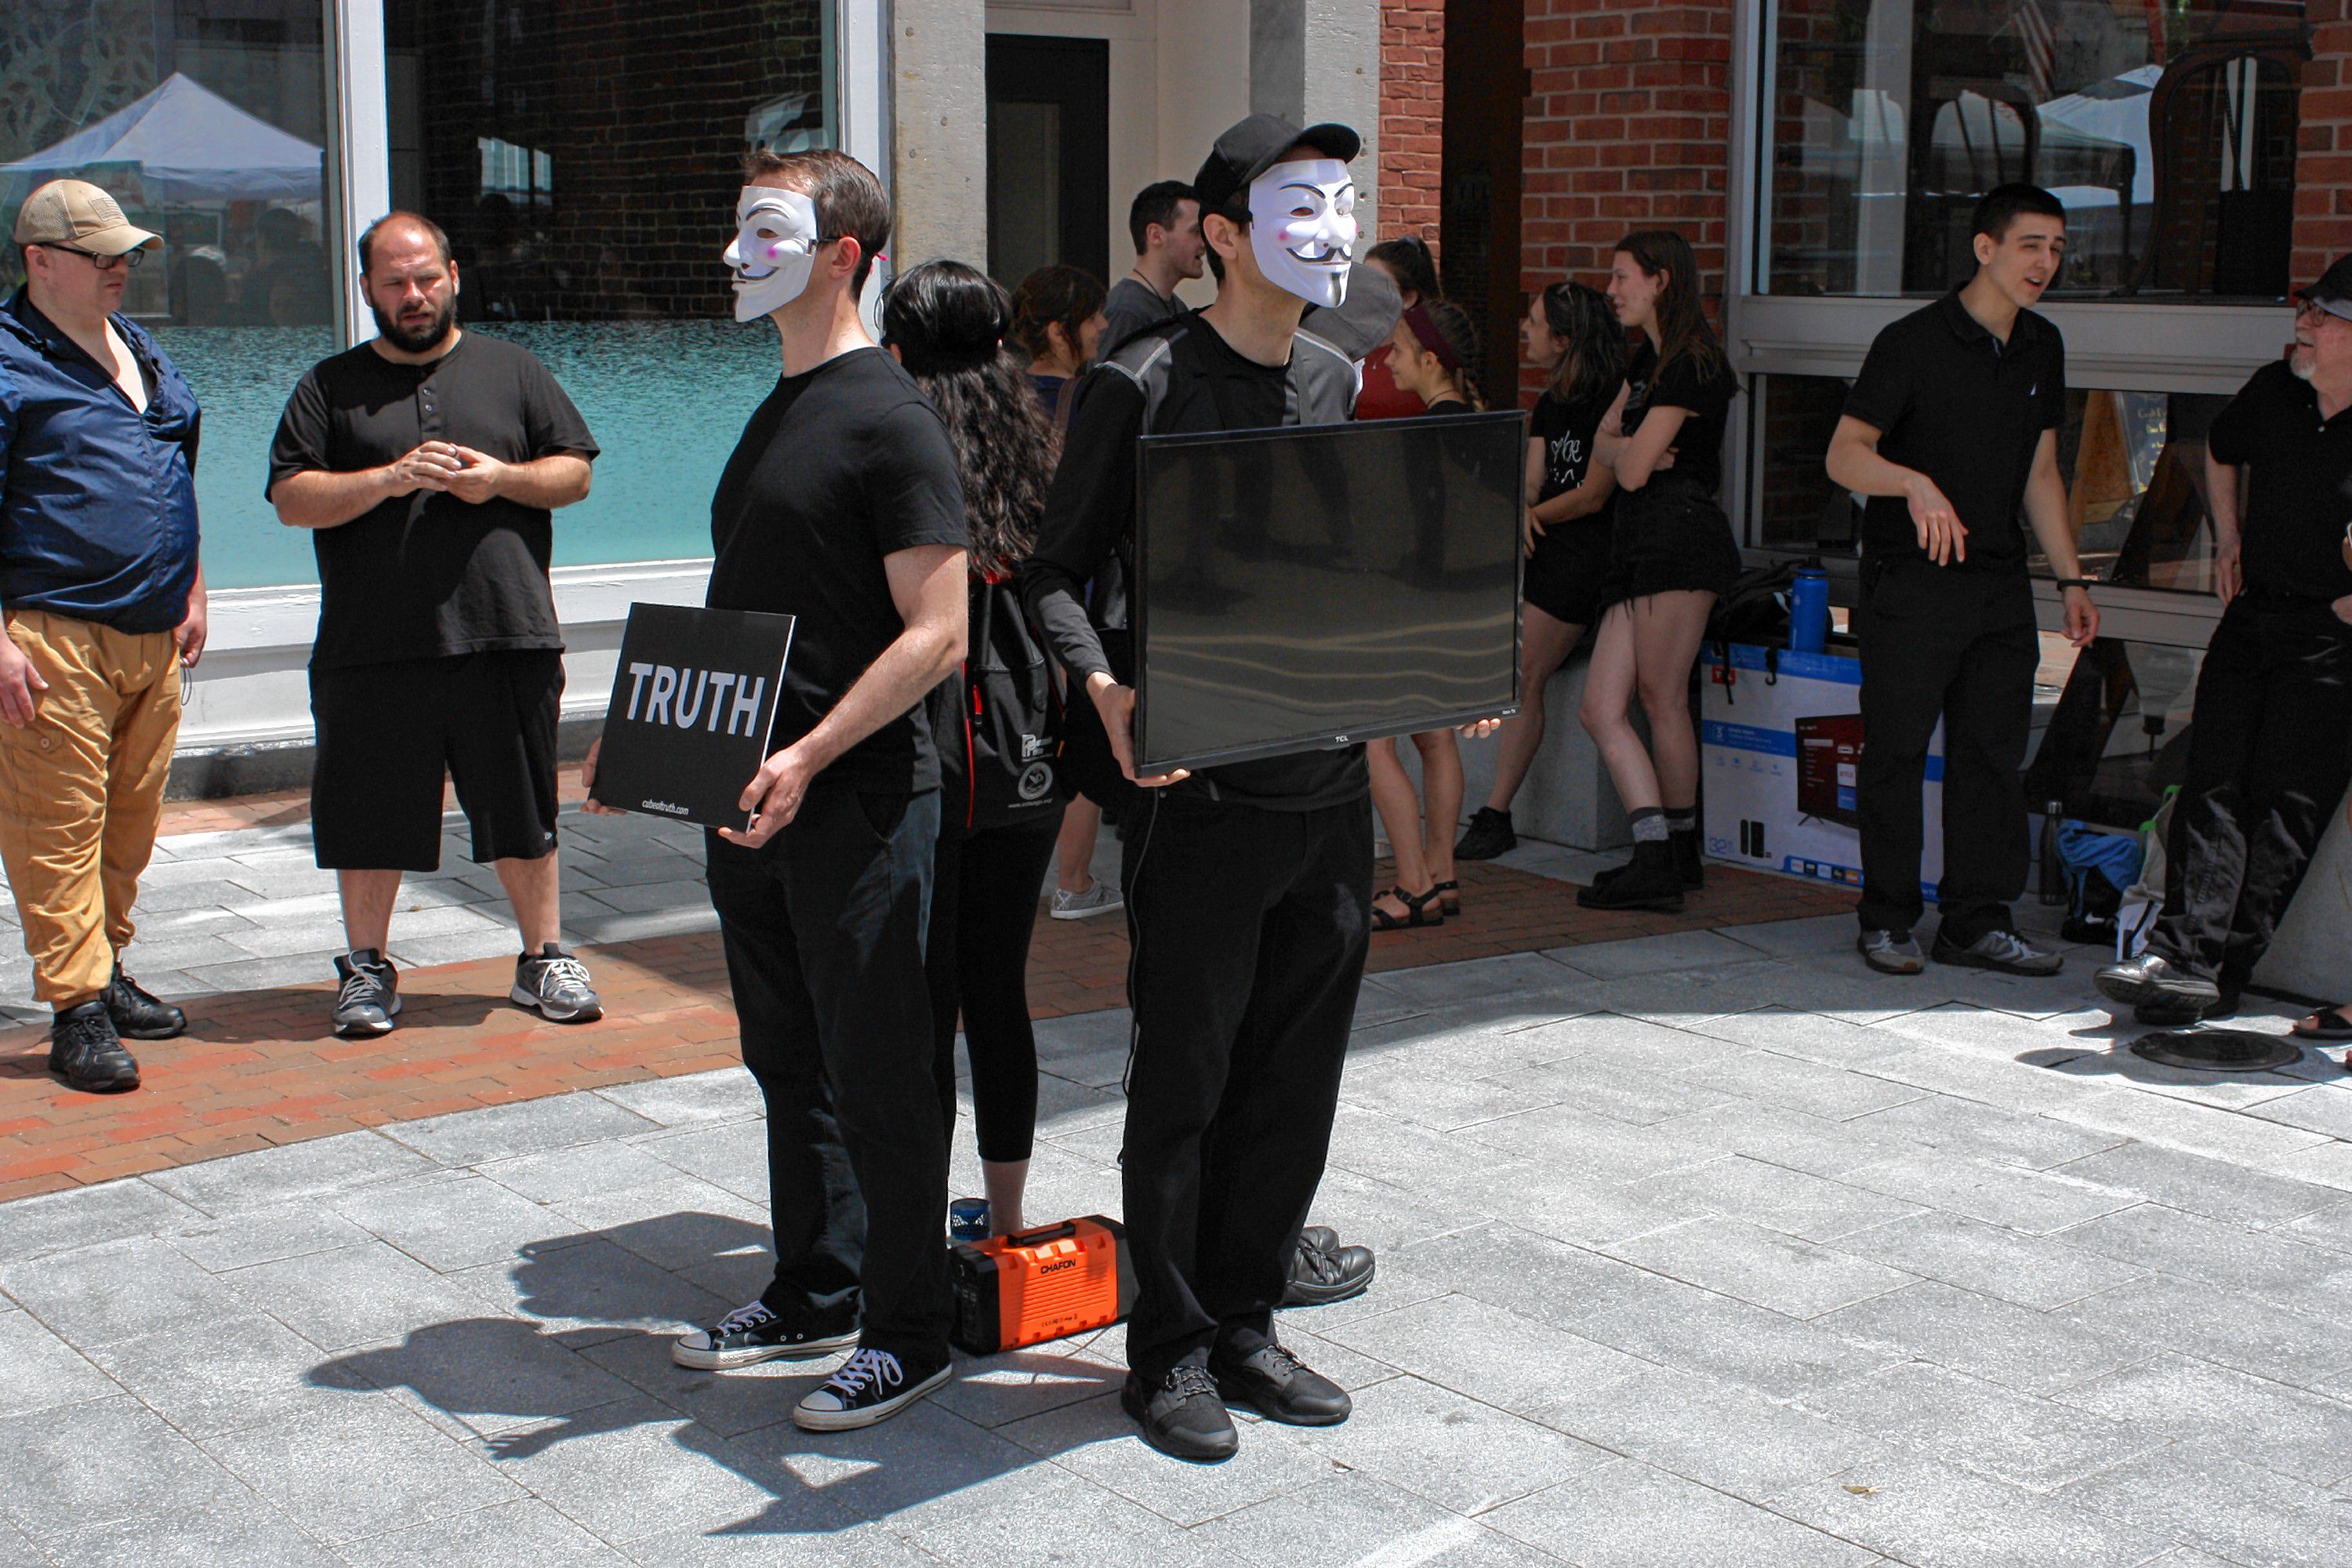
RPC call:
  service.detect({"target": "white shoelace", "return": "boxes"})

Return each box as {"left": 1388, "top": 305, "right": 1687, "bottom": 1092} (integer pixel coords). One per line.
{"left": 532, "top": 955, "right": 593, "bottom": 991}
{"left": 822, "top": 1348, "right": 903, "bottom": 1399}
{"left": 713, "top": 1301, "right": 777, "bottom": 1336}
{"left": 336, "top": 967, "right": 387, "bottom": 1010}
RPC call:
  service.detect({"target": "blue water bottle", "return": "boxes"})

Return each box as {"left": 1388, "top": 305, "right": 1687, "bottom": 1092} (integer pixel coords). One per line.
{"left": 1790, "top": 564, "right": 1830, "bottom": 654}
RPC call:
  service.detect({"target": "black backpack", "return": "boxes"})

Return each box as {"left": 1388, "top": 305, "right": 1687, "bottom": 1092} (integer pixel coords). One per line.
{"left": 949, "top": 575, "right": 1065, "bottom": 833}
{"left": 1707, "top": 560, "right": 1799, "bottom": 646}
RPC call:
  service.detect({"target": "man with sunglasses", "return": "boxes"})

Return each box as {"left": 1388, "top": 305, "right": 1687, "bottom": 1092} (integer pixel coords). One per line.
{"left": 0, "top": 180, "right": 207, "bottom": 1092}
{"left": 2097, "top": 258, "right": 2352, "bottom": 1024}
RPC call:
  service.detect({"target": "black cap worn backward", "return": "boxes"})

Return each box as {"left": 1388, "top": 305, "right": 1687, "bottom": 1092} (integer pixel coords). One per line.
{"left": 2299, "top": 253, "right": 2352, "bottom": 322}
{"left": 1191, "top": 114, "right": 1362, "bottom": 214}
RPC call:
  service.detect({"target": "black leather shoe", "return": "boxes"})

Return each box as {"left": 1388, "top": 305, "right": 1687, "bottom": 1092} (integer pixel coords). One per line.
{"left": 103, "top": 963, "right": 185, "bottom": 1041}
{"left": 1576, "top": 839, "right": 1684, "bottom": 912}
{"left": 1454, "top": 807, "right": 1517, "bottom": 861}
{"left": 49, "top": 1001, "right": 140, "bottom": 1093}
{"left": 1211, "top": 1341, "right": 1352, "bottom": 1425}
{"left": 1121, "top": 1365, "right": 1238, "bottom": 1462}
{"left": 1671, "top": 827, "right": 1704, "bottom": 890}
{"left": 1283, "top": 1231, "right": 1375, "bottom": 1306}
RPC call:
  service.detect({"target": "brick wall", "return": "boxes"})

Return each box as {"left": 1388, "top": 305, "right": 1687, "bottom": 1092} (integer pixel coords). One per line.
{"left": 1379, "top": 0, "right": 1445, "bottom": 252}
{"left": 2295, "top": 1, "right": 2352, "bottom": 287}
{"left": 1520, "top": 0, "right": 1735, "bottom": 394}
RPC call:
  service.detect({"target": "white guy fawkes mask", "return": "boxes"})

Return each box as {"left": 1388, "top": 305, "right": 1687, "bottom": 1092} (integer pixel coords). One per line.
{"left": 724, "top": 185, "right": 820, "bottom": 322}
{"left": 1247, "top": 158, "right": 1356, "bottom": 309}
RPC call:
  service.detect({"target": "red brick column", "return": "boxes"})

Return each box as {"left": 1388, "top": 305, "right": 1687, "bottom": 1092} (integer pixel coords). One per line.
{"left": 2293, "top": 2, "right": 2352, "bottom": 286}
{"left": 1380, "top": 0, "right": 1446, "bottom": 251}
{"left": 1521, "top": 0, "right": 1736, "bottom": 392}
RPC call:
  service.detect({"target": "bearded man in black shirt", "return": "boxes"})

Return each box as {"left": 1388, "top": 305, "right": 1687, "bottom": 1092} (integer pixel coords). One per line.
{"left": 270, "top": 212, "right": 602, "bottom": 1039}
{"left": 2099, "top": 257, "right": 2352, "bottom": 1025}
{"left": 1024, "top": 114, "right": 1492, "bottom": 1463}
{"left": 586, "top": 150, "right": 968, "bottom": 1432}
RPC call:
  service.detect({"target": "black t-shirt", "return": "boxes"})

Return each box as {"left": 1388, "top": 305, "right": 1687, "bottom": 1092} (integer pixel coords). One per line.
{"left": 706, "top": 347, "right": 968, "bottom": 794}
{"left": 2206, "top": 360, "right": 2352, "bottom": 604}
{"left": 1022, "top": 310, "right": 1367, "bottom": 811}
{"left": 1621, "top": 339, "right": 1734, "bottom": 501}
{"left": 267, "top": 332, "right": 598, "bottom": 669}
{"left": 1529, "top": 385, "right": 1617, "bottom": 517}
{"left": 1844, "top": 292, "right": 2066, "bottom": 573}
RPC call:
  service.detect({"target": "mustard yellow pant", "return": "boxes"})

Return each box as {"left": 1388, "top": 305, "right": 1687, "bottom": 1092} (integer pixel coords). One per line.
{"left": 0, "top": 611, "right": 182, "bottom": 1007}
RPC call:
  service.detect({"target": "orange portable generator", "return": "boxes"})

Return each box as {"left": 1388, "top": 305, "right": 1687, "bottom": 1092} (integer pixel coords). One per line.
{"left": 948, "top": 1214, "right": 1135, "bottom": 1355}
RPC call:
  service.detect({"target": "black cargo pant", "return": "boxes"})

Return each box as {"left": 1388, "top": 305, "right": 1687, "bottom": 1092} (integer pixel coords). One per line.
{"left": 2151, "top": 592, "right": 2352, "bottom": 989}
{"left": 1120, "top": 789, "right": 1373, "bottom": 1385}
{"left": 1855, "top": 557, "right": 2041, "bottom": 946}
{"left": 704, "top": 786, "right": 952, "bottom": 1367}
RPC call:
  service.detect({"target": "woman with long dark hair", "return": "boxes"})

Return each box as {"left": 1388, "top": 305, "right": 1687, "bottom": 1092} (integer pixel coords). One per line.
{"left": 1457, "top": 281, "right": 1626, "bottom": 862}
{"left": 885, "top": 260, "right": 1064, "bottom": 1234}
{"left": 1577, "top": 230, "right": 1742, "bottom": 912}
{"left": 1367, "top": 298, "right": 1483, "bottom": 929}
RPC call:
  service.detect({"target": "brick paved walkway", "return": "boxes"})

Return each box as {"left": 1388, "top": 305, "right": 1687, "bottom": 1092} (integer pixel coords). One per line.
{"left": 0, "top": 832, "right": 1846, "bottom": 1201}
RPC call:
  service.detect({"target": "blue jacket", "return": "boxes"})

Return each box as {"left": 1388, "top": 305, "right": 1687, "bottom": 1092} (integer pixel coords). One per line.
{"left": 0, "top": 288, "right": 201, "bottom": 634}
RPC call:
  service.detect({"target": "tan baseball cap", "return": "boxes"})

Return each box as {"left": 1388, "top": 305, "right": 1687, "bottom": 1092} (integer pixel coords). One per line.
{"left": 12, "top": 179, "right": 161, "bottom": 256}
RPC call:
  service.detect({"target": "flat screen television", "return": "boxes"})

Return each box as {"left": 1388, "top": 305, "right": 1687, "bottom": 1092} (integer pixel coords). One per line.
{"left": 1132, "top": 410, "right": 1526, "bottom": 775}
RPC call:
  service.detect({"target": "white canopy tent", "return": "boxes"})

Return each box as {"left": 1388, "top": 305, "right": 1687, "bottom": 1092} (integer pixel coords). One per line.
{"left": 1, "top": 72, "right": 322, "bottom": 203}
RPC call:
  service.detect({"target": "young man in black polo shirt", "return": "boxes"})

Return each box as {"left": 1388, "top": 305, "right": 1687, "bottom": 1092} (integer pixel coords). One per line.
{"left": 270, "top": 212, "right": 604, "bottom": 1037}
{"left": 1826, "top": 184, "right": 2100, "bottom": 978}
{"left": 588, "top": 151, "right": 967, "bottom": 1430}
{"left": 1025, "top": 114, "right": 1461, "bottom": 1463}
{"left": 2097, "top": 258, "right": 2352, "bottom": 1023}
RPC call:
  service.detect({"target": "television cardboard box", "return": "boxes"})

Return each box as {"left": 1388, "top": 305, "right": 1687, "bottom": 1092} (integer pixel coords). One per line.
{"left": 1700, "top": 643, "right": 1945, "bottom": 897}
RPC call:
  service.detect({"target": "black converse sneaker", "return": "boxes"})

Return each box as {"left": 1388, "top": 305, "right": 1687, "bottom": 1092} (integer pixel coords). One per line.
{"left": 331, "top": 949, "right": 401, "bottom": 1038}
{"left": 672, "top": 1300, "right": 860, "bottom": 1370}
{"left": 793, "top": 1347, "right": 951, "bottom": 1431}
{"left": 511, "top": 944, "right": 603, "bottom": 1022}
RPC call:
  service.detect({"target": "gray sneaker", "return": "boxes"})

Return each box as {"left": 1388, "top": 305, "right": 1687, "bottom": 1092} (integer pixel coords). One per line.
{"left": 512, "top": 945, "right": 603, "bottom": 1022}
{"left": 332, "top": 949, "right": 401, "bottom": 1038}
{"left": 1857, "top": 929, "right": 1925, "bottom": 975}
{"left": 2095, "top": 951, "right": 2219, "bottom": 1016}
{"left": 1933, "top": 928, "right": 2063, "bottom": 977}
{"left": 1050, "top": 881, "right": 1123, "bottom": 920}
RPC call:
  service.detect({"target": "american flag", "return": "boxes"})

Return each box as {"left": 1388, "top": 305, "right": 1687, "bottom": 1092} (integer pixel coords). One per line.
{"left": 2010, "top": 0, "right": 2057, "bottom": 101}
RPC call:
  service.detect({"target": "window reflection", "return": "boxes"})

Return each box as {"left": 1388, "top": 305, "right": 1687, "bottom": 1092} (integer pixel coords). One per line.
{"left": 1755, "top": 372, "right": 2238, "bottom": 596}
{"left": 1766, "top": 0, "right": 2308, "bottom": 299}
{"left": 0, "top": 2, "right": 336, "bottom": 588}
{"left": 383, "top": 0, "right": 835, "bottom": 568}
{"left": 2024, "top": 637, "right": 2202, "bottom": 829}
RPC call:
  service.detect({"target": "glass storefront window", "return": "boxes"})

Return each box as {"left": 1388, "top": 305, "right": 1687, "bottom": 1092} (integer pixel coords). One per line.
{"left": 1, "top": 1, "right": 336, "bottom": 590}
{"left": 1753, "top": 372, "right": 2238, "bottom": 597}
{"left": 1764, "top": 0, "right": 2307, "bottom": 300}
{"left": 383, "top": 0, "right": 837, "bottom": 569}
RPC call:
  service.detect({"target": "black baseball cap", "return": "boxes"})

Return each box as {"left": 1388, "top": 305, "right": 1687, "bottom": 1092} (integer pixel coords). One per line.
{"left": 1191, "top": 114, "right": 1361, "bottom": 215}
{"left": 2299, "top": 256, "right": 2352, "bottom": 322}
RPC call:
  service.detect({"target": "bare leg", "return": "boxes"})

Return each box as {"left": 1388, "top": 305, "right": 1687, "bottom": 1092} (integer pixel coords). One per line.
{"left": 1578, "top": 606, "right": 1660, "bottom": 811}
{"left": 1368, "top": 737, "right": 1436, "bottom": 922}
{"left": 1628, "top": 591, "right": 1716, "bottom": 811}
{"left": 982, "top": 1158, "right": 1030, "bottom": 1236}
{"left": 338, "top": 869, "right": 403, "bottom": 953}
{"left": 491, "top": 852, "right": 563, "bottom": 952}
{"left": 1412, "top": 728, "right": 1464, "bottom": 891}
{"left": 1054, "top": 796, "right": 1101, "bottom": 895}
{"left": 1485, "top": 606, "right": 1582, "bottom": 812}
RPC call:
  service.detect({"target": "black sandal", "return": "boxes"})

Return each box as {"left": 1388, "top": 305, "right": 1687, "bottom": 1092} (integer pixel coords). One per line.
{"left": 1371, "top": 884, "right": 1444, "bottom": 931}
{"left": 1433, "top": 879, "right": 1461, "bottom": 916}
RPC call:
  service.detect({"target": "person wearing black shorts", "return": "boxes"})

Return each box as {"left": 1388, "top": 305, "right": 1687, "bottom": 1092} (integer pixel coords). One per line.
{"left": 268, "top": 212, "right": 602, "bottom": 1040}
{"left": 1575, "top": 230, "right": 1744, "bottom": 911}
{"left": 1457, "top": 281, "right": 1625, "bottom": 862}
{"left": 606, "top": 150, "right": 969, "bottom": 1433}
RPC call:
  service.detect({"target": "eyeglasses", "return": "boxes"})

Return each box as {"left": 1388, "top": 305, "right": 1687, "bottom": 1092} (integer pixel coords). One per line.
{"left": 35, "top": 242, "right": 143, "bottom": 271}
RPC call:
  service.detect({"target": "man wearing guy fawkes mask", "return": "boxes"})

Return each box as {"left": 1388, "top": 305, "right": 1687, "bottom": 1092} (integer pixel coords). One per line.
{"left": 587, "top": 152, "right": 970, "bottom": 1434}
{"left": 1022, "top": 115, "right": 1403, "bottom": 1463}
